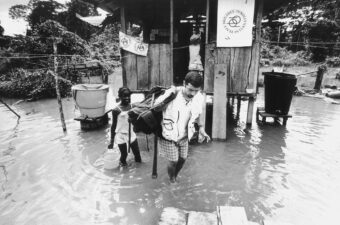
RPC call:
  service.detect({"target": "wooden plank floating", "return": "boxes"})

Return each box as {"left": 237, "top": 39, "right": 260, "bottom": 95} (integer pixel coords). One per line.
{"left": 187, "top": 211, "right": 217, "bottom": 225}
{"left": 212, "top": 64, "right": 227, "bottom": 140}
{"left": 263, "top": 221, "right": 295, "bottom": 225}
{"left": 217, "top": 206, "right": 248, "bottom": 225}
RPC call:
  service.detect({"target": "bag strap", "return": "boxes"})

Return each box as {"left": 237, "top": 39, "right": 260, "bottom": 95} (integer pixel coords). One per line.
{"left": 151, "top": 93, "right": 155, "bottom": 107}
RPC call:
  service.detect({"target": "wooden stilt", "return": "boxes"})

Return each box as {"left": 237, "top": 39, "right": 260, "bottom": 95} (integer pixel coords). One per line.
{"left": 236, "top": 95, "right": 241, "bottom": 119}
{"left": 246, "top": 96, "right": 255, "bottom": 125}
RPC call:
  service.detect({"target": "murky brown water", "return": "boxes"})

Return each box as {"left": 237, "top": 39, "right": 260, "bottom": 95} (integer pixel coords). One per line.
{"left": 1, "top": 88, "right": 340, "bottom": 225}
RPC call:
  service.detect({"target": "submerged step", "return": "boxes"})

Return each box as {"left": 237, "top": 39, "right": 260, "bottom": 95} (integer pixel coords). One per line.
{"left": 159, "top": 206, "right": 260, "bottom": 225}
{"left": 217, "top": 206, "right": 248, "bottom": 225}
{"left": 187, "top": 211, "right": 217, "bottom": 225}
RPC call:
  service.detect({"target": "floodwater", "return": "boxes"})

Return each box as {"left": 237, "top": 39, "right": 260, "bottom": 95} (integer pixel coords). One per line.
{"left": 1, "top": 88, "right": 340, "bottom": 225}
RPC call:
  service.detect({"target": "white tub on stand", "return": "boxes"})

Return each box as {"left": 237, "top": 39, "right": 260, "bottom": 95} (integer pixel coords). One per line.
{"left": 72, "top": 84, "right": 111, "bottom": 130}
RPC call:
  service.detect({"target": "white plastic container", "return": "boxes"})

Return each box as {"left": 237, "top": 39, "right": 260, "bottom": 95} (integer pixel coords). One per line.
{"left": 103, "top": 146, "right": 119, "bottom": 169}
{"left": 72, "top": 84, "right": 109, "bottom": 118}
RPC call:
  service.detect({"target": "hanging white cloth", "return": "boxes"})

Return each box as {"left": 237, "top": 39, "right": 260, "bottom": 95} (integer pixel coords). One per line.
{"left": 188, "top": 33, "right": 203, "bottom": 71}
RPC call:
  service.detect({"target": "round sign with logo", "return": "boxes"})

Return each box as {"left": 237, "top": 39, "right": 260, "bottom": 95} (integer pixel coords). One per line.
{"left": 135, "top": 42, "right": 146, "bottom": 53}
{"left": 120, "top": 36, "right": 130, "bottom": 48}
{"left": 222, "top": 9, "right": 247, "bottom": 34}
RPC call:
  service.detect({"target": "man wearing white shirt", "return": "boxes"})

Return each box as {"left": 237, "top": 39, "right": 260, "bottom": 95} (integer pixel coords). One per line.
{"left": 155, "top": 71, "right": 210, "bottom": 183}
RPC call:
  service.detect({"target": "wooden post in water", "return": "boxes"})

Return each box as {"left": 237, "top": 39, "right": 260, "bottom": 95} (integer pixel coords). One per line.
{"left": 212, "top": 64, "right": 227, "bottom": 140}
{"left": 313, "top": 65, "right": 327, "bottom": 91}
{"left": 53, "top": 38, "right": 67, "bottom": 132}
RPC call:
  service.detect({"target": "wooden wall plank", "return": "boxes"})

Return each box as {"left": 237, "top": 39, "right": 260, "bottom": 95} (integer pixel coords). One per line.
{"left": 230, "top": 47, "right": 252, "bottom": 92}
{"left": 212, "top": 64, "right": 227, "bottom": 140}
{"left": 204, "top": 43, "right": 216, "bottom": 92}
{"left": 248, "top": 0, "right": 264, "bottom": 93}
{"left": 216, "top": 47, "right": 231, "bottom": 64}
{"left": 148, "top": 44, "right": 160, "bottom": 87}
{"left": 217, "top": 48, "right": 232, "bottom": 92}
{"left": 206, "top": 46, "right": 255, "bottom": 94}
{"left": 159, "top": 44, "right": 172, "bottom": 87}
{"left": 136, "top": 55, "right": 149, "bottom": 90}
{"left": 123, "top": 51, "right": 138, "bottom": 90}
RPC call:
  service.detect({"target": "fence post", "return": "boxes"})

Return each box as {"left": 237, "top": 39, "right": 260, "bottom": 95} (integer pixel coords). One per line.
{"left": 313, "top": 64, "right": 327, "bottom": 91}
{"left": 53, "top": 37, "right": 67, "bottom": 132}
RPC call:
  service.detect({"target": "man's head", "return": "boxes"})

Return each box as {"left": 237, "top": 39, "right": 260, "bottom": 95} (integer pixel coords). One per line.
{"left": 118, "top": 87, "right": 131, "bottom": 105}
{"left": 183, "top": 71, "right": 203, "bottom": 99}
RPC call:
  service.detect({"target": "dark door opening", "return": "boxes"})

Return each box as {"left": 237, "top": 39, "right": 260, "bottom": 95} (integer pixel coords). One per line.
{"left": 173, "top": 0, "right": 206, "bottom": 85}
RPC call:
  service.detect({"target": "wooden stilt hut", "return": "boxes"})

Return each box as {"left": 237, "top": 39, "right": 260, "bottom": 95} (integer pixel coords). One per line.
{"left": 85, "top": 0, "right": 287, "bottom": 140}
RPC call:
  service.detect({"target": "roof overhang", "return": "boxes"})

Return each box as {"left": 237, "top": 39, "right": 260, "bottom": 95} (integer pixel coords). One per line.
{"left": 83, "top": 0, "right": 290, "bottom": 15}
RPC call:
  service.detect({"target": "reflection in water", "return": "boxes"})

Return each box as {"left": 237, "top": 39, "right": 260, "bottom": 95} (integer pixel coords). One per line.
{"left": 1, "top": 89, "right": 340, "bottom": 225}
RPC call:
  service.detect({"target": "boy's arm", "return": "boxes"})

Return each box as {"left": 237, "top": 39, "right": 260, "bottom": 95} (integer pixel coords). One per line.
{"left": 108, "top": 109, "right": 119, "bottom": 149}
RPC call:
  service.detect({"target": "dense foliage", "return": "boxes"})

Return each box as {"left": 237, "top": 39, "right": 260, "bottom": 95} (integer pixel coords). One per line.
{"left": 0, "top": 20, "right": 92, "bottom": 99}
{"left": 89, "top": 23, "right": 121, "bottom": 72}
{"left": 1, "top": 0, "right": 113, "bottom": 99}
{"left": 9, "top": 0, "right": 99, "bottom": 40}
{"left": 0, "top": 69, "right": 71, "bottom": 99}
{"left": 263, "top": 0, "right": 340, "bottom": 62}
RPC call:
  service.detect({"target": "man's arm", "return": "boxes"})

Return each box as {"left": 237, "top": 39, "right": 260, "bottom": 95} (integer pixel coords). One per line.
{"left": 194, "top": 92, "right": 211, "bottom": 143}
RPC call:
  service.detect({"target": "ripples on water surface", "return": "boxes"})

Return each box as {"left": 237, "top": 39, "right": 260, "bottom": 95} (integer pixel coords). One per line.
{"left": 1, "top": 89, "right": 340, "bottom": 225}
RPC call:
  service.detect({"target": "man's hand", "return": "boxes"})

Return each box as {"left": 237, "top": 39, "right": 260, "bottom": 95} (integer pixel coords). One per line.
{"left": 198, "top": 126, "right": 211, "bottom": 143}
{"left": 107, "top": 142, "right": 113, "bottom": 149}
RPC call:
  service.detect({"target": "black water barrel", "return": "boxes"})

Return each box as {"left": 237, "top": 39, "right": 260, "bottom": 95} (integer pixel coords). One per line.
{"left": 263, "top": 72, "right": 297, "bottom": 115}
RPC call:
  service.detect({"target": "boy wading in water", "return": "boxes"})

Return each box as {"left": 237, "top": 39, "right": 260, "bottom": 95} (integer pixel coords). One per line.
{"left": 155, "top": 71, "right": 210, "bottom": 183}
{"left": 108, "top": 87, "right": 141, "bottom": 166}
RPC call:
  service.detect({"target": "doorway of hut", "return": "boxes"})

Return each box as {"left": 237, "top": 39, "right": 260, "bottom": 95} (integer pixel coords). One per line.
{"left": 173, "top": 0, "right": 206, "bottom": 85}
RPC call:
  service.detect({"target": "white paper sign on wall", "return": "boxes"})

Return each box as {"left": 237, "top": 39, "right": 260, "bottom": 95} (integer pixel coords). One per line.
{"left": 119, "top": 32, "right": 148, "bottom": 56}
{"left": 217, "top": 0, "right": 255, "bottom": 47}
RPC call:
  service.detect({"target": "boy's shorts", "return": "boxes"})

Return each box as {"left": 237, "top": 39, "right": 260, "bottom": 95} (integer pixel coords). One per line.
{"left": 158, "top": 138, "right": 188, "bottom": 161}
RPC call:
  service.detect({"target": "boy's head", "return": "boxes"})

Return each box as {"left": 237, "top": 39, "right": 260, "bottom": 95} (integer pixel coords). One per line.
{"left": 118, "top": 87, "right": 131, "bottom": 105}
{"left": 183, "top": 71, "right": 203, "bottom": 99}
